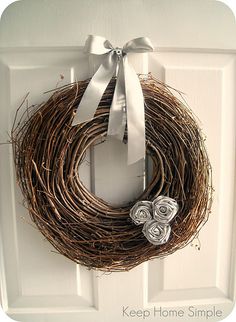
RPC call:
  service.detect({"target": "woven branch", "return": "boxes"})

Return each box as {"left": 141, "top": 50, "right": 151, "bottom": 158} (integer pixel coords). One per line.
{"left": 11, "top": 74, "right": 213, "bottom": 271}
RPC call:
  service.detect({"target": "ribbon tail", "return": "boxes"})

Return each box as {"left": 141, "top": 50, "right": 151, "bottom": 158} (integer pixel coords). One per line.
{"left": 72, "top": 52, "right": 117, "bottom": 125}
{"left": 123, "top": 56, "right": 146, "bottom": 165}
{"left": 107, "top": 59, "right": 126, "bottom": 140}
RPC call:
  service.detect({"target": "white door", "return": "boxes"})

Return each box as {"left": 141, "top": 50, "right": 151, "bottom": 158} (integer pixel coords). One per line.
{"left": 0, "top": 1, "right": 236, "bottom": 321}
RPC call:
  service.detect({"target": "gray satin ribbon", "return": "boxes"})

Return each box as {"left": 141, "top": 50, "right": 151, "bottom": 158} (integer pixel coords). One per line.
{"left": 72, "top": 35, "right": 154, "bottom": 164}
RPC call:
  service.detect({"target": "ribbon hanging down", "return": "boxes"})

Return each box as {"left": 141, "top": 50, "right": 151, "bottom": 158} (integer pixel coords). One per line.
{"left": 72, "top": 35, "right": 154, "bottom": 164}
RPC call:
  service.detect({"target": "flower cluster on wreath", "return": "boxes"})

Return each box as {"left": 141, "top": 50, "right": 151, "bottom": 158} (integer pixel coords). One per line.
{"left": 129, "top": 196, "right": 179, "bottom": 245}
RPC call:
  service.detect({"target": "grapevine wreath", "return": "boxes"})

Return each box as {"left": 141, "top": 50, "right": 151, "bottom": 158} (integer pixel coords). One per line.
{"left": 11, "top": 36, "right": 213, "bottom": 271}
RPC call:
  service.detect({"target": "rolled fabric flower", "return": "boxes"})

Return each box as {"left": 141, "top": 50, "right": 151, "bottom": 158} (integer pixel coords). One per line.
{"left": 129, "top": 201, "right": 152, "bottom": 225}
{"left": 153, "top": 195, "right": 179, "bottom": 224}
{"left": 142, "top": 220, "right": 171, "bottom": 245}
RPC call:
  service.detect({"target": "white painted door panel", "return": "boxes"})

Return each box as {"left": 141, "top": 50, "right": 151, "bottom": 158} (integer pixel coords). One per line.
{"left": 0, "top": 1, "right": 236, "bottom": 322}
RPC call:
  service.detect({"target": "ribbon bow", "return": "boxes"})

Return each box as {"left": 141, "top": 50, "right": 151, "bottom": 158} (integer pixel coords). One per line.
{"left": 72, "top": 35, "right": 154, "bottom": 164}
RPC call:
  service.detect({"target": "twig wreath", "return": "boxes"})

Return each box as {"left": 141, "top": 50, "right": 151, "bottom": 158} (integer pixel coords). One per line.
{"left": 11, "top": 36, "right": 213, "bottom": 271}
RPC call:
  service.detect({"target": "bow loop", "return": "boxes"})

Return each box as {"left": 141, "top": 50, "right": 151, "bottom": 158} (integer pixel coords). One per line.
{"left": 85, "top": 35, "right": 113, "bottom": 55}
{"left": 123, "top": 37, "right": 154, "bottom": 53}
{"left": 72, "top": 35, "right": 154, "bottom": 164}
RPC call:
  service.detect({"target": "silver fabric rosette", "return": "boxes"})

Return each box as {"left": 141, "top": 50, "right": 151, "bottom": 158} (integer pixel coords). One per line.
{"left": 142, "top": 220, "right": 171, "bottom": 245}
{"left": 153, "top": 195, "right": 179, "bottom": 224}
{"left": 129, "top": 195, "right": 179, "bottom": 246}
{"left": 129, "top": 201, "right": 152, "bottom": 225}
